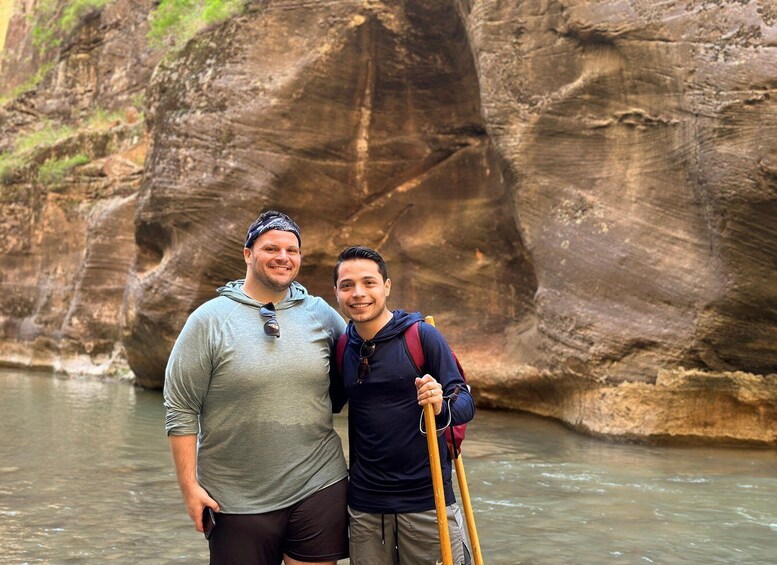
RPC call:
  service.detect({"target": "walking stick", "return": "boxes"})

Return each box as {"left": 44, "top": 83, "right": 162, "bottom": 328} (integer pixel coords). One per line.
{"left": 451, "top": 450, "right": 484, "bottom": 565}
{"left": 423, "top": 399, "right": 454, "bottom": 565}
{"left": 425, "top": 316, "right": 484, "bottom": 565}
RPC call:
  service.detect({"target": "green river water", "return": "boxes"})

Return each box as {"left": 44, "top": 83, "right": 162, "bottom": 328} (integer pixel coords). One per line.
{"left": 1, "top": 369, "right": 776, "bottom": 564}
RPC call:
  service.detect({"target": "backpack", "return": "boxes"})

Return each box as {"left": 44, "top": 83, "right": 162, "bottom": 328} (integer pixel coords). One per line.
{"left": 335, "top": 321, "right": 468, "bottom": 459}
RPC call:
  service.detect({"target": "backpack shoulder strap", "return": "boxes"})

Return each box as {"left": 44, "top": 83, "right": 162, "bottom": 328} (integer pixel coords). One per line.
{"left": 335, "top": 333, "right": 348, "bottom": 374}
{"left": 403, "top": 321, "right": 425, "bottom": 374}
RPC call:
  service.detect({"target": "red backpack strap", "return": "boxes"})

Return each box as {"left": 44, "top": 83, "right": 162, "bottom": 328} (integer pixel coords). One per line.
{"left": 335, "top": 333, "right": 348, "bottom": 374}
{"left": 404, "top": 321, "right": 425, "bottom": 374}
{"left": 407, "top": 320, "right": 467, "bottom": 457}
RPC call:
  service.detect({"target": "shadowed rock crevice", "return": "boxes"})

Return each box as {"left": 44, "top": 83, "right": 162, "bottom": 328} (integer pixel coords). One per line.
{"left": 135, "top": 220, "right": 169, "bottom": 275}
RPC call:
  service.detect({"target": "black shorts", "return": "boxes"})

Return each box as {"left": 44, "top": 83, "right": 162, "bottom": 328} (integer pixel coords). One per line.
{"left": 208, "top": 478, "right": 348, "bottom": 564}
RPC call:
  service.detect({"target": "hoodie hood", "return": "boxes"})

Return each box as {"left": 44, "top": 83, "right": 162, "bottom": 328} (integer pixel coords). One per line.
{"left": 345, "top": 309, "right": 423, "bottom": 345}
{"left": 217, "top": 279, "right": 309, "bottom": 309}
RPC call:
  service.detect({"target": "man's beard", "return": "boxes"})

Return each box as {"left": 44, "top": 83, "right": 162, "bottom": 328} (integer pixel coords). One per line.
{"left": 252, "top": 264, "right": 294, "bottom": 293}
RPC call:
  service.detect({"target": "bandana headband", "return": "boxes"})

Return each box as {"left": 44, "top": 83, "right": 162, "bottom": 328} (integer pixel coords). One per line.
{"left": 244, "top": 216, "right": 301, "bottom": 249}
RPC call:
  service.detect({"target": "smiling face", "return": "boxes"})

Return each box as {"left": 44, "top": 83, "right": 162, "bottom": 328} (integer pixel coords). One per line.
{"left": 334, "top": 258, "right": 393, "bottom": 334}
{"left": 244, "top": 230, "right": 301, "bottom": 301}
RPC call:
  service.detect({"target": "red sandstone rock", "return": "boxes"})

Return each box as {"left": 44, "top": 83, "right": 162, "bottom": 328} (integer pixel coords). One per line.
{"left": 1, "top": 0, "right": 775, "bottom": 444}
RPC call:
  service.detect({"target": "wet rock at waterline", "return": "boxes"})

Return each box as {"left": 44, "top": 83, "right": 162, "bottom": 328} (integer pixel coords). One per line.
{"left": 1, "top": 1, "right": 776, "bottom": 444}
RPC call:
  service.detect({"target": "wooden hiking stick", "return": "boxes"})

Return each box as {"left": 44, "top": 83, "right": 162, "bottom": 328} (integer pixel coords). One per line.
{"left": 425, "top": 316, "right": 483, "bottom": 565}
{"left": 423, "top": 395, "right": 454, "bottom": 565}
{"left": 452, "top": 450, "right": 484, "bottom": 565}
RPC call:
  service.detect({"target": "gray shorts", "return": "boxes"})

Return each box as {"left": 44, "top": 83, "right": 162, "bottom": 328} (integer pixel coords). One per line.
{"left": 348, "top": 504, "right": 471, "bottom": 565}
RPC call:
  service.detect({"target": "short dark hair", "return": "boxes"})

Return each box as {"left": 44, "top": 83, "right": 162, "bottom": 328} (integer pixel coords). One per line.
{"left": 333, "top": 246, "right": 389, "bottom": 285}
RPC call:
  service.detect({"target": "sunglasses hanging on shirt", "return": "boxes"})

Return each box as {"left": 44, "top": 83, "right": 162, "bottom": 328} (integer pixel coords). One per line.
{"left": 260, "top": 302, "right": 280, "bottom": 338}
{"left": 357, "top": 340, "right": 376, "bottom": 383}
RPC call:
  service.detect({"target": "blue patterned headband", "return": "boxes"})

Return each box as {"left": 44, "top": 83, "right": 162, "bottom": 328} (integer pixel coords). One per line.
{"left": 245, "top": 214, "right": 302, "bottom": 249}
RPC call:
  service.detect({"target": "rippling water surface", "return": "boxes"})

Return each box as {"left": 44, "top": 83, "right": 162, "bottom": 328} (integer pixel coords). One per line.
{"left": 2, "top": 369, "right": 776, "bottom": 564}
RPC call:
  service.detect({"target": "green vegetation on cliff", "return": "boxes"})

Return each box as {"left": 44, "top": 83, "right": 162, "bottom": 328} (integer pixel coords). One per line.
{"left": 37, "top": 154, "right": 90, "bottom": 185}
{"left": 14, "top": 121, "right": 76, "bottom": 154}
{"left": 60, "top": 0, "right": 113, "bottom": 32}
{"left": 148, "top": 0, "right": 245, "bottom": 48}
{"left": 0, "top": 0, "right": 114, "bottom": 100}
{"left": 0, "top": 62, "right": 54, "bottom": 104}
{"left": 1, "top": 0, "right": 116, "bottom": 102}
{"left": 0, "top": 121, "right": 76, "bottom": 182}
{"left": 32, "top": 0, "right": 114, "bottom": 54}
{"left": 0, "top": 109, "right": 131, "bottom": 184}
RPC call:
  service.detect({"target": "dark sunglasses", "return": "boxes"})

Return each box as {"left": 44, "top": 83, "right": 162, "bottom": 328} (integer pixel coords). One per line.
{"left": 260, "top": 302, "right": 280, "bottom": 338}
{"left": 357, "top": 340, "right": 376, "bottom": 384}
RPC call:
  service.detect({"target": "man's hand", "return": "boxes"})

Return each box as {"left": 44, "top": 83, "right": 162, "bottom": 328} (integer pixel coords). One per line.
{"left": 182, "top": 483, "right": 220, "bottom": 533}
{"left": 169, "top": 434, "right": 221, "bottom": 532}
{"left": 415, "top": 374, "right": 443, "bottom": 416}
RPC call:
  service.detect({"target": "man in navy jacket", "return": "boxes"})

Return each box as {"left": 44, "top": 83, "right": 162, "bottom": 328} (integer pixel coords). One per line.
{"left": 332, "top": 245, "right": 475, "bottom": 565}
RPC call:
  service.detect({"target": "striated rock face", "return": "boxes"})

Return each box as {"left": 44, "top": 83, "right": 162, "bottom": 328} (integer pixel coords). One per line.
{"left": 460, "top": 0, "right": 777, "bottom": 442}
{"left": 465, "top": 0, "right": 777, "bottom": 376}
{"left": 1, "top": 0, "right": 776, "bottom": 444}
{"left": 0, "top": 0, "right": 158, "bottom": 377}
{"left": 123, "top": 1, "right": 535, "bottom": 388}
{"left": 0, "top": 118, "right": 147, "bottom": 377}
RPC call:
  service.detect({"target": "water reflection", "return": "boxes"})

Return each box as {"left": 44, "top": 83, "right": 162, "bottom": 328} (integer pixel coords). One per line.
{"left": 2, "top": 369, "right": 776, "bottom": 564}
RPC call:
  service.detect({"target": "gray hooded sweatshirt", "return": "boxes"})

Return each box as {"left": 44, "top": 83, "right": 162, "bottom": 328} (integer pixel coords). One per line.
{"left": 164, "top": 280, "right": 347, "bottom": 513}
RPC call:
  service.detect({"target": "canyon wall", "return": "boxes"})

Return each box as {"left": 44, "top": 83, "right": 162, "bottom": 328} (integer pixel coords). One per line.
{"left": 1, "top": 0, "right": 775, "bottom": 444}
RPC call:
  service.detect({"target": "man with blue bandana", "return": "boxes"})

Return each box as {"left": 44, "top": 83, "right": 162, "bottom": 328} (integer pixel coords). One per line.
{"left": 164, "top": 210, "right": 348, "bottom": 564}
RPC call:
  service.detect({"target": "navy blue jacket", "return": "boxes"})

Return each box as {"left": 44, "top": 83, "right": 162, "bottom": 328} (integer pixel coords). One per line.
{"left": 332, "top": 310, "right": 475, "bottom": 513}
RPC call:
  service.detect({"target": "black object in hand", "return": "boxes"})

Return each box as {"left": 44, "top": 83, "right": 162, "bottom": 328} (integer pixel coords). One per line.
{"left": 203, "top": 506, "right": 216, "bottom": 540}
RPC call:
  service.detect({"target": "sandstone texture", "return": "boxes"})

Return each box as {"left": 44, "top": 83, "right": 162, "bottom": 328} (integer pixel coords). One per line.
{"left": 0, "top": 0, "right": 159, "bottom": 377}
{"left": 1, "top": 0, "right": 776, "bottom": 444}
